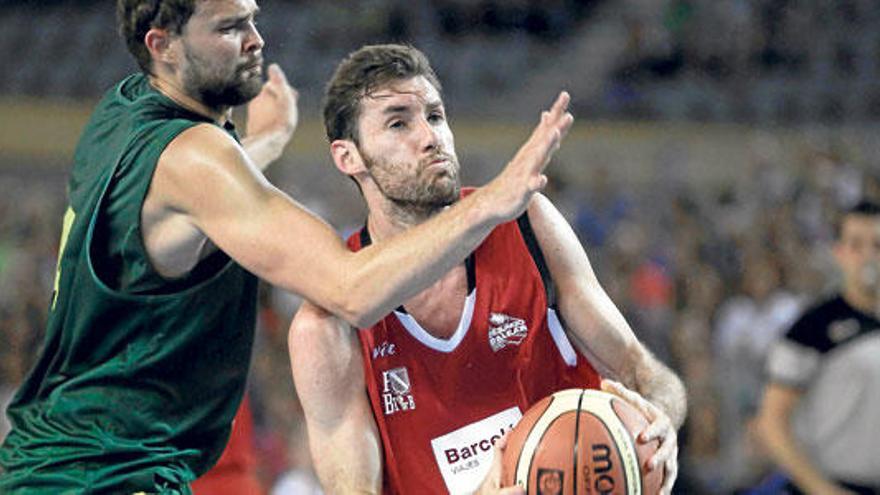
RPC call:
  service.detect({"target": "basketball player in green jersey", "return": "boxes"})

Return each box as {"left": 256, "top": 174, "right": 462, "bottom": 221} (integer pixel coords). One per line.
{"left": 0, "top": 1, "right": 574, "bottom": 493}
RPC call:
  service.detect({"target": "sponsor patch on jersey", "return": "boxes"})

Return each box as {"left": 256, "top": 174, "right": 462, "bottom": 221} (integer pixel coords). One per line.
{"left": 381, "top": 367, "right": 416, "bottom": 415}
{"left": 430, "top": 406, "right": 523, "bottom": 494}
{"left": 488, "top": 312, "right": 528, "bottom": 352}
{"left": 829, "top": 318, "right": 860, "bottom": 343}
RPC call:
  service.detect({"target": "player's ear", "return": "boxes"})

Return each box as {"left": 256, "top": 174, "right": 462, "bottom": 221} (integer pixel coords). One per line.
{"left": 330, "top": 139, "right": 368, "bottom": 178}
{"left": 145, "top": 28, "right": 177, "bottom": 66}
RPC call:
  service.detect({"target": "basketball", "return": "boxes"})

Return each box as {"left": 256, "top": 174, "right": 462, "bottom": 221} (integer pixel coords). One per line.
{"left": 501, "top": 389, "right": 662, "bottom": 495}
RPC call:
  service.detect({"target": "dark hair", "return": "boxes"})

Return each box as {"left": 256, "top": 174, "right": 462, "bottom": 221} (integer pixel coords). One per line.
{"left": 117, "top": 0, "right": 198, "bottom": 74}
{"left": 835, "top": 200, "right": 880, "bottom": 238}
{"left": 323, "top": 44, "right": 442, "bottom": 143}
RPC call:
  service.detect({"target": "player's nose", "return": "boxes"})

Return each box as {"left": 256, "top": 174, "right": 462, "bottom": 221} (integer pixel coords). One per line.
{"left": 417, "top": 116, "right": 439, "bottom": 152}
{"left": 243, "top": 23, "right": 264, "bottom": 53}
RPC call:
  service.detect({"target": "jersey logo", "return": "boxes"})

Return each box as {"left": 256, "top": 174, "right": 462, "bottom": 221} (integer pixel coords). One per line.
{"left": 488, "top": 312, "right": 528, "bottom": 352}
{"left": 381, "top": 366, "right": 416, "bottom": 415}
{"left": 430, "top": 406, "right": 523, "bottom": 494}
{"left": 829, "top": 318, "right": 860, "bottom": 343}
{"left": 372, "top": 340, "right": 397, "bottom": 359}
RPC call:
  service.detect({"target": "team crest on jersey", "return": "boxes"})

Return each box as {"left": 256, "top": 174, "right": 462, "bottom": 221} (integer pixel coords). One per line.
{"left": 381, "top": 367, "right": 416, "bottom": 415}
{"left": 488, "top": 312, "right": 528, "bottom": 352}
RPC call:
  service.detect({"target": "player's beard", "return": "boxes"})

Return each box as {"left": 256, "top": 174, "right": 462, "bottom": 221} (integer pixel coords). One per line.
{"left": 180, "top": 43, "right": 263, "bottom": 111}
{"left": 361, "top": 148, "right": 461, "bottom": 219}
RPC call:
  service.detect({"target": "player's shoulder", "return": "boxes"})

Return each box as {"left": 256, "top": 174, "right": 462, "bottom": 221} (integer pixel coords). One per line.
{"left": 161, "top": 123, "right": 242, "bottom": 170}
{"left": 784, "top": 294, "right": 852, "bottom": 352}
{"left": 168, "top": 123, "right": 238, "bottom": 153}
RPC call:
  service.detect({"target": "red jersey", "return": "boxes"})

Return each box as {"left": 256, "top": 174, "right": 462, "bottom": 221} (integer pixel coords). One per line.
{"left": 191, "top": 396, "right": 264, "bottom": 495}
{"left": 347, "top": 204, "right": 601, "bottom": 495}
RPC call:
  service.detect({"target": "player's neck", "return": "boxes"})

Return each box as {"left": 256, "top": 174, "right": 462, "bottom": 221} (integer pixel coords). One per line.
{"left": 148, "top": 74, "right": 231, "bottom": 125}
{"left": 366, "top": 199, "right": 444, "bottom": 242}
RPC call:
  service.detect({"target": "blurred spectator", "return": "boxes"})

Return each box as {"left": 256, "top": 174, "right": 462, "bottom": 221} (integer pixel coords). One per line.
{"left": 713, "top": 250, "right": 804, "bottom": 490}
{"left": 756, "top": 200, "right": 880, "bottom": 494}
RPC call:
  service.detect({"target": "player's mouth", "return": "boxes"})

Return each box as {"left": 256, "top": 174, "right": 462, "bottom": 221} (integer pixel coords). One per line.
{"left": 424, "top": 154, "right": 453, "bottom": 169}
{"left": 240, "top": 59, "right": 263, "bottom": 75}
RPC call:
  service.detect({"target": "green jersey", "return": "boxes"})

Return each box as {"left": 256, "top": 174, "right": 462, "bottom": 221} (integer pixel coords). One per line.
{"left": 0, "top": 74, "right": 258, "bottom": 494}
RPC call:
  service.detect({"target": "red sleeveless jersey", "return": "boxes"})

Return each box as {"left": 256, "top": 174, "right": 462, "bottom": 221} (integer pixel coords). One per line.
{"left": 347, "top": 196, "right": 601, "bottom": 494}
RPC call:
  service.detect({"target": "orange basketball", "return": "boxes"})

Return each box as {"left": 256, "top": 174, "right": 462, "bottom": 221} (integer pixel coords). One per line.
{"left": 502, "top": 389, "right": 662, "bottom": 495}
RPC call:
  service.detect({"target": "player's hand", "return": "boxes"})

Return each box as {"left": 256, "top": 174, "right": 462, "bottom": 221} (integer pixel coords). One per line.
{"left": 245, "top": 63, "right": 299, "bottom": 150}
{"left": 480, "top": 91, "right": 574, "bottom": 222}
{"left": 602, "top": 379, "right": 679, "bottom": 495}
{"left": 476, "top": 435, "right": 525, "bottom": 495}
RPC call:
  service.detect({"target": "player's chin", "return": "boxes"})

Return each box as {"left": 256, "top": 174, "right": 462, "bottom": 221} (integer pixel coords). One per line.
{"left": 429, "top": 180, "right": 460, "bottom": 204}
{"left": 236, "top": 78, "right": 265, "bottom": 103}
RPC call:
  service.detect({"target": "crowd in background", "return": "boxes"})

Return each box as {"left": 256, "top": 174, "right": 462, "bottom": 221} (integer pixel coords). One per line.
{"left": 2, "top": 130, "right": 878, "bottom": 493}
{"left": 1, "top": 1, "right": 878, "bottom": 122}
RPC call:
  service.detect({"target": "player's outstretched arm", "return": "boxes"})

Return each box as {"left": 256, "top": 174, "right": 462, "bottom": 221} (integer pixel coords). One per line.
{"left": 288, "top": 301, "right": 382, "bottom": 495}
{"left": 150, "top": 92, "right": 573, "bottom": 328}
{"left": 755, "top": 384, "right": 855, "bottom": 495}
{"left": 524, "top": 194, "right": 686, "bottom": 495}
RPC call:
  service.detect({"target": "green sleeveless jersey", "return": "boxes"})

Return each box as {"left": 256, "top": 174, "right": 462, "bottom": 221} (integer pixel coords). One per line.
{"left": 0, "top": 74, "right": 259, "bottom": 494}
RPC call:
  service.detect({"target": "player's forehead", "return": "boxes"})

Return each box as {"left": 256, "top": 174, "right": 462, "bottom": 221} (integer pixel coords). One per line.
{"left": 361, "top": 76, "right": 444, "bottom": 116}
{"left": 191, "top": 0, "right": 259, "bottom": 25}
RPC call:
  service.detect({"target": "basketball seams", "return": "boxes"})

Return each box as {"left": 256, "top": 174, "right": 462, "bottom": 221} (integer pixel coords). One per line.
{"left": 572, "top": 389, "right": 585, "bottom": 495}
{"left": 514, "top": 390, "right": 582, "bottom": 489}
{"left": 603, "top": 397, "right": 643, "bottom": 495}
{"left": 528, "top": 413, "right": 572, "bottom": 494}
{"left": 508, "top": 390, "right": 651, "bottom": 495}
{"left": 610, "top": 397, "right": 660, "bottom": 495}
{"left": 580, "top": 403, "right": 638, "bottom": 495}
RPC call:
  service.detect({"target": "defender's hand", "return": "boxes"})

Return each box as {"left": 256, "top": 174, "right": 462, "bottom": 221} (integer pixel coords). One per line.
{"left": 481, "top": 91, "right": 574, "bottom": 222}
{"left": 476, "top": 435, "right": 525, "bottom": 495}
{"left": 602, "top": 379, "right": 679, "bottom": 495}
{"left": 246, "top": 63, "right": 299, "bottom": 144}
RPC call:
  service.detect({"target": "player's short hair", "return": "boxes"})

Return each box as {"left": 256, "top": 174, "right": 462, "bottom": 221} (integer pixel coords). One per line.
{"left": 835, "top": 199, "right": 880, "bottom": 239}
{"left": 323, "top": 44, "right": 442, "bottom": 143}
{"left": 117, "top": 0, "right": 198, "bottom": 74}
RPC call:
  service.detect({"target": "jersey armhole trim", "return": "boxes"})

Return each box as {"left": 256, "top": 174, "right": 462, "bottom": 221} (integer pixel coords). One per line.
{"left": 516, "top": 212, "right": 556, "bottom": 308}
{"left": 547, "top": 308, "right": 578, "bottom": 367}
{"left": 85, "top": 123, "right": 238, "bottom": 302}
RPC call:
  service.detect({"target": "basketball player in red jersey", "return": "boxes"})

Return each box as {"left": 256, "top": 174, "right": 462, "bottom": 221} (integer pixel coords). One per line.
{"left": 289, "top": 44, "right": 686, "bottom": 495}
